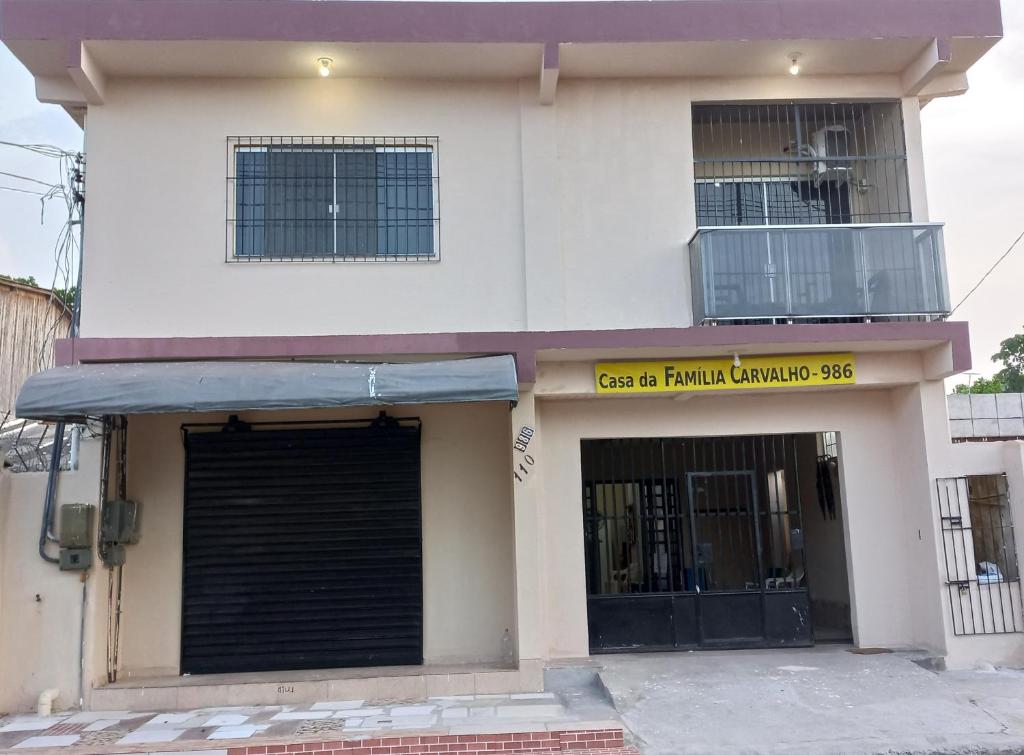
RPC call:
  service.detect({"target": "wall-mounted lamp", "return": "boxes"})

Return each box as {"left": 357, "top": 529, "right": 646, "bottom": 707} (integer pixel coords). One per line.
{"left": 733, "top": 353, "right": 742, "bottom": 368}
{"left": 788, "top": 53, "right": 802, "bottom": 76}
{"left": 317, "top": 57, "right": 334, "bottom": 78}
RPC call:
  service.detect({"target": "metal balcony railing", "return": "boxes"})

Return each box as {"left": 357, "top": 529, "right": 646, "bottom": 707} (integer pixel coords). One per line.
{"left": 688, "top": 223, "right": 950, "bottom": 324}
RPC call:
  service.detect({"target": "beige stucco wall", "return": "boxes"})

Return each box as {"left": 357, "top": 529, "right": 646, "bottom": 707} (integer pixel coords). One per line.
{"left": 80, "top": 77, "right": 528, "bottom": 340}
{"left": 5, "top": 379, "right": 1019, "bottom": 707}
{"left": 0, "top": 441, "right": 105, "bottom": 714}
{"left": 526, "top": 357, "right": 954, "bottom": 659}
{"left": 928, "top": 435, "right": 1024, "bottom": 670}
{"left": 79, "top": 74, "right": 925, "bottom": 339}
{"left": 519, "top": 361, "right": 1024, "bottom": 667}
{"left": 114, "top": 402, "right": 515, "bottom": 680}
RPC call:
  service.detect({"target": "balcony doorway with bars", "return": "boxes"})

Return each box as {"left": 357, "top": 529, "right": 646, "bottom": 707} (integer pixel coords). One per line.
{"left": 688, "top": 102, "right": 950, "bottom": 324}
{"left": 582, "top": 432, "right": 852, "bottom": 652}
{"left": 692, "top": 101, "right": 911, "bottom": 227}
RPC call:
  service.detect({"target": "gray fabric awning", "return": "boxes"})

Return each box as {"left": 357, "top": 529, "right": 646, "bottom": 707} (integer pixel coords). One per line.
{"left": 15, "top": 356, "right": 519, "bottom": 421}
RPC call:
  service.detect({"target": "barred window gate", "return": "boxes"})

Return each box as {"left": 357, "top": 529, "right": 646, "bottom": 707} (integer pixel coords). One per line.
{"left": 226, "top": 136, "right": 440, "bottom": 262}
{"left": 936, "top": 475, "right": 1024, "bottom": 636}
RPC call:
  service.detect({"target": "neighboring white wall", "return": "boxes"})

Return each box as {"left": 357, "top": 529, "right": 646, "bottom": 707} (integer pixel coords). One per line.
{"left": 948, "top": 393, "right": 1024, "bottom": 440}
{"left": 79, "top": 74, "right": 919, "bottom": 339}
{"left": 0, "top": 441, "right": 104, "bottom": 714}
{"left": 115, "top": 403, "right": 515, "bottom": 679}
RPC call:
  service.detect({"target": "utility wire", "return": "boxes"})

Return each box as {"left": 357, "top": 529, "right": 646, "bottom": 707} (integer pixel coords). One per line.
{"left": 0, "top": 140, "right": 75, "bottom": 159}
{"left": 950, "top": 228, "right": 1024, "bottom": 316}
{"left": 0, "top": 184, "right": 47, "bottom": 196}
{"left": 0, "top": 169, "right": 61, "bottom": 188}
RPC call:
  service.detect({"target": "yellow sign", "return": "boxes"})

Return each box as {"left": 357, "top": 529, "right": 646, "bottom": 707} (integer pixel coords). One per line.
{"left": 595, "top": 353, "right": 856, "bottom": 394}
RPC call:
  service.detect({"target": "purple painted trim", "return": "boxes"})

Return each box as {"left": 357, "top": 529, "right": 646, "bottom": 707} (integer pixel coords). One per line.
{"left": 543, "top": 42, "right": 559, "bottom": 71}
{"left": 55, "top": 322, "right": 972, "bottom": 383}
{"left": 936, "top": 37, "right": 953, "bottom": 63}
{"left": 0, "top": 0, "right": 1003, "bottom": 46}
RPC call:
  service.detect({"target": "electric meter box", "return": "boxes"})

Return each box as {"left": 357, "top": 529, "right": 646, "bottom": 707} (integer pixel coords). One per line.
{"left": 101, "top": 499, "right": 141, "bottom": 545}
{"left": 60, "top": 547, "right": 92, "bottom": 571}
{"left": 58, "top": 503, "right": 94, "bottom": 548}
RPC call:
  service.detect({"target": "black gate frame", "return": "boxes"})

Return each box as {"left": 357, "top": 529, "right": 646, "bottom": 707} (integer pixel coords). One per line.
{"left": 583, "top": 434, "right": 813, "bottom": 653}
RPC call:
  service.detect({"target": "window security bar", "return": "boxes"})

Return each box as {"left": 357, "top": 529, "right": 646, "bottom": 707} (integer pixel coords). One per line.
{"left": 936, "top": 475, "right": 1024, "bottom": 636}
{"left": 226, "top": 136, "right": 440, "bottom": 262}
{"left": 692, "top": 102, "right": 912, "bottom": 227}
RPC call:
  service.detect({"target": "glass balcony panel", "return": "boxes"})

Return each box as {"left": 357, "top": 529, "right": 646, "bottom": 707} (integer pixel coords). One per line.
{"left": 690, "top": 224, "right": 949, "bottom": 323}
{"left": 784, "top": 228, "right": 861, "bottom": 317}
{"left": 860, "top": 226, "right": 949, "bottom": 315}
{"left": 699, "top": 229, "right": 789, "bottom": 319}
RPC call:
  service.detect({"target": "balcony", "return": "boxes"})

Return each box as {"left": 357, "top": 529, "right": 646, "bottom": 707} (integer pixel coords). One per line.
{"left": 688, "top": 223, "right": 950, "bottom": 324}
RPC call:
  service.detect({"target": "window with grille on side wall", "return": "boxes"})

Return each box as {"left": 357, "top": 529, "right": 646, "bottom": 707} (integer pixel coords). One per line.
{"left": 227, "top": 137, "right": 439, "bottom": 262}
{"left": 936, "top": 474, "right": 1023, "bottom": 636}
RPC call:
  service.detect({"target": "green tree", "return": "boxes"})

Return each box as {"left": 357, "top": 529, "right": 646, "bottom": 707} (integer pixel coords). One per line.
{"left": 1, "top": 274, "right": 38, "bottom": 287}
{"left": 51, "top": 286, "right": 77, "bottom": 312}
{"left": 953, "top": 375, "right": 1006, "bottom": 394}
{"left": 993, "top": 329, "right": 1024, "bottom": 392}
{"left": 952, "top": 327, "right": 1024, "bottom": 393}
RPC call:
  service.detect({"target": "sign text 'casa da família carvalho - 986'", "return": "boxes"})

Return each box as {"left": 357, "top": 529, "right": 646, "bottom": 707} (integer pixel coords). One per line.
{"left": 595, "top": 353, "right": 856, "bottom": 394}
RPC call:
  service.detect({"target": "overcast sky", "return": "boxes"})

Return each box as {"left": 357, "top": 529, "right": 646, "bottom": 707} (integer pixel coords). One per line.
{"left": 0, "top": 1, "right": 1021, "bottom": 380}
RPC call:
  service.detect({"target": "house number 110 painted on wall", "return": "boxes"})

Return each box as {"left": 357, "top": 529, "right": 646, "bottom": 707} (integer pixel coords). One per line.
{"left": 513, "top": 426, "right": 535, "bottom": 483}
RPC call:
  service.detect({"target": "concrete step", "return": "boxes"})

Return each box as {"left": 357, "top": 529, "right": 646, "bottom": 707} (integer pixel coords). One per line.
{"left": 89, "top": 663, "right": 544, "bottom": 712}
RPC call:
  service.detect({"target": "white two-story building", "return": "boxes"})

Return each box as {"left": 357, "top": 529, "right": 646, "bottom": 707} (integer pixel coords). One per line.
{"left": 2, "top": 0, "right": 1020, "bottom": 715}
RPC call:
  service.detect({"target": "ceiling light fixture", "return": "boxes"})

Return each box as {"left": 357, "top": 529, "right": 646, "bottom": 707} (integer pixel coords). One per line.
{"left": 317, "top": 57, "right": 333, "bottom": 78}
{"left": 788, "top": 53, "right": 802, "bottom": 76}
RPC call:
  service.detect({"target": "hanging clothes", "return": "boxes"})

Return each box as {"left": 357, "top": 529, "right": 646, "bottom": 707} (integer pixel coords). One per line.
{"left": 816, "top": 455, "right": 838, "bottom": 520}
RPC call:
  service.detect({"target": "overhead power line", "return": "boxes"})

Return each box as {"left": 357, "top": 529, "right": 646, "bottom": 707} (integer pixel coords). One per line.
{"left": 950, "top": 228, "right": 1024, "bottom": 316}
{"left": 0, "top": 184, "right": 48, "bottom": 196}
{"left": 0, "top": 140, "right": 76, "bottom": 159}
{"left": 0, "top": 169, "right": 61, "bottom": 189}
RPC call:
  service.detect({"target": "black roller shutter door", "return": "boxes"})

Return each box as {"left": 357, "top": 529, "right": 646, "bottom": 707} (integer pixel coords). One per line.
{"left": 181, "top": 423, "right": 422, "bottom": 675}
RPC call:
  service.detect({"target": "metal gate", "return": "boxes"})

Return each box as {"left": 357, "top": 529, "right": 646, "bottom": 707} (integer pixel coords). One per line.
{"left": 936, "top": 475, "right": 1023, "bottom": 636}
{"left": 181, "top": 415, "right": 423, "bottom": 675}
{"left": 582, "top": 434, "right": 812, "bottom": 652}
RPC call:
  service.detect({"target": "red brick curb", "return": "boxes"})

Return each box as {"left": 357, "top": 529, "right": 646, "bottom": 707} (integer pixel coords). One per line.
{"left": 226, "top": 728, "right": 637, "bottom": 755}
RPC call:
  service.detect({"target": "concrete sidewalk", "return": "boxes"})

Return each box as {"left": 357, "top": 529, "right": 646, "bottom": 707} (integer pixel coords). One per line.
{"left": 598, "top": 645, "right": 1024, "bottom": 755}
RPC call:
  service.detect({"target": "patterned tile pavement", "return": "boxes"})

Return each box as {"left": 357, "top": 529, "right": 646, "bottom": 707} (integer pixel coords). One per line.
{"left": 0, "top": 693, "right": 632, "bottom": 754}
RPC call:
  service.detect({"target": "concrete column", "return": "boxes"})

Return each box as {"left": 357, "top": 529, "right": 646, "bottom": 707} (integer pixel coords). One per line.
{"left": 509, "top": 389, "right": 547, "bottom": 685}
{"left": 886, "top": 379, "right": 960, "bottom": 656}
{"left": 518, "top": 81, "right": 565, "bottom": 330}
{"left": 901, "top": 97, "right": 931, "bottom": 222}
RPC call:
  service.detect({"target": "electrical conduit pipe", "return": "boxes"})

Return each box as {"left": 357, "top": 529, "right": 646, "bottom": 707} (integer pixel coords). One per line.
{"left": 36, "top": 688, "right": 59, "bottom": 717}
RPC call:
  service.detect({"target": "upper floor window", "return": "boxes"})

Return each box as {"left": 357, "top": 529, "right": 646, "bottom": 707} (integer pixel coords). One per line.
{"left": 692, "top": 102, "right": 911, "bottom": 227}
{"left": 227, "top": 137, "right": 439, "bottom": 261}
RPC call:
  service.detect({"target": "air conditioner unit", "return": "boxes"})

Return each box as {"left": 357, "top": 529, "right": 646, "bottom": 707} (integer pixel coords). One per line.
{"left": 810, "top": 126, "right": 853, "bottom": 185}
